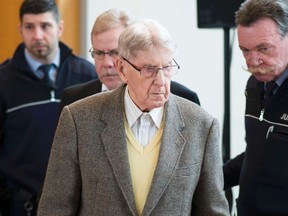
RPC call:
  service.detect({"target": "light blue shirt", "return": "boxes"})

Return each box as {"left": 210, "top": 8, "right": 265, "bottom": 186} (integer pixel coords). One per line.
{"left": 24, "top": 48, "right": 60, "bottom": 84}
{"left": 275, "top": 69, "right": 288, "bottom": 87}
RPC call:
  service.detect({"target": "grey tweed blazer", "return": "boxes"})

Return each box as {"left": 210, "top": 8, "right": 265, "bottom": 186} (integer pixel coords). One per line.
{"left": 37, "top": 84, "right": 229, "bottom": 216}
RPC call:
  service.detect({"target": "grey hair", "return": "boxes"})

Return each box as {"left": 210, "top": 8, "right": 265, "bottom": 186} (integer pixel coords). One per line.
{"left": 118, "top": 19, "right": 177, "bottom": 60}
{"left": 235, "top": 0, "right": 288, "bottom": 38}
{"left": 90, "top": 8, "right": 135, "bottom": 43}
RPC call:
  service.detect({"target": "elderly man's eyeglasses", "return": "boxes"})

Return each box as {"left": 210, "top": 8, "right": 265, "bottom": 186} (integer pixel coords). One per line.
{"left": 122, "top": 57, "right": 180, "bottom": 78}
{"left": 89, "top": 48, "right": 119, "bottom": 60}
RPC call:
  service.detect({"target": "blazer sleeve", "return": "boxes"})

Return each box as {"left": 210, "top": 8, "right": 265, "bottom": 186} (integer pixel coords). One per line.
{"left": 191, "top": 118, "right": 230, "bottom": 215}
{"left": 37, "top": 106, "right": 81, "bottom": 215}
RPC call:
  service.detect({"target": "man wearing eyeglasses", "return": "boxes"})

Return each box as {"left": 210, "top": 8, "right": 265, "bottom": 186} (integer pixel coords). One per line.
{"left": 38, "top": 18, "right": 229, "bottom": 215}
{"left": 59, "top": 9, "right": 200, "bottom": 112}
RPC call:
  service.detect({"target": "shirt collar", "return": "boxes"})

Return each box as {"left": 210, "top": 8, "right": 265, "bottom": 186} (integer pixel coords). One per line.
{"left": 275, "top": 69, "right": 288, "bottom": 86}
{"left": 24, "top": 48, "right": 60, "bottom": 73}
{"left": 124, "top": 86, "right": 163, "bottom": 128}
{"left": 101, "top": 84, "right": 109, "bottom": 92}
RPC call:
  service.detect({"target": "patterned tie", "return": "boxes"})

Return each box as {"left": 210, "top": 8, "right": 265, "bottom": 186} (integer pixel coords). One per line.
{"left": 39, "top": 64, "right": 54, "bottom": 88}
{"left": 263, "top": 81, "right": 277, "bottom": 107}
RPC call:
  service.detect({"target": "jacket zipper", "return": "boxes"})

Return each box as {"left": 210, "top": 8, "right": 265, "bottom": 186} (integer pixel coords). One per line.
{"left": 259, "top": 109, "right": 265, "bottom": 121}
{"left": 50, "top": 90, "right": 56, "bottom": 102}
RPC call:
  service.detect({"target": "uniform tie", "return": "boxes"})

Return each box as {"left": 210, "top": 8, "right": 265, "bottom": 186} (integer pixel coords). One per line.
{"left": 39, "top": 64, "right": 54, "bottom": 88}
{"left": 263, "top": 81, "right": 277, "bottom": 107}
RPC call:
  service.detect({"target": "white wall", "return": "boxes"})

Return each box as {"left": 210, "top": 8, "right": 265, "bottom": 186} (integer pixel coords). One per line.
{"left": 83, "top": 0, "right": 250, "bottom": 209}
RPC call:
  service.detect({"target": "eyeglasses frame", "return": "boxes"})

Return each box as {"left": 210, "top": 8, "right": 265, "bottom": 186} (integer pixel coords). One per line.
{"left": 89, "top": 47, "right": 119, "bottom": 60}
{"left": 121, "top": 57, "right": 180, "bottom": 78}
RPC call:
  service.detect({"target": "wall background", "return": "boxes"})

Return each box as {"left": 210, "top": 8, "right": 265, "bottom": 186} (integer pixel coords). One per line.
{"left": 0, "top": 0, "right": 22, "bottom": 62}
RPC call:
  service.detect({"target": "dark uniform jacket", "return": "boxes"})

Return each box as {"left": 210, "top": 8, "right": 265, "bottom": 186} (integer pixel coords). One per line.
{"left": 226, "top": 75, "right": 288, "bottom": 216}
{"left": 0, "top": 42, "right": 97, "bottom": 212}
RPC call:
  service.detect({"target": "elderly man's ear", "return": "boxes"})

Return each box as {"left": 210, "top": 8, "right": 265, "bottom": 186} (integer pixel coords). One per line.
{"left": 116, "top": 58, "right": 128, "bottom": 83}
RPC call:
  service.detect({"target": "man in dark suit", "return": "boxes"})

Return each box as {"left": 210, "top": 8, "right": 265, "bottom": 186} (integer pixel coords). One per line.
{"left": 60, "top": 9, "right": 200, "bottom": 111}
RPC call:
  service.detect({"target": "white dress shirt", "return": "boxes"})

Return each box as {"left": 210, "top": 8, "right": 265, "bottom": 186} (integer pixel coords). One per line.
{"left": 124, "top": 86, "right": 163, "bottom": 147}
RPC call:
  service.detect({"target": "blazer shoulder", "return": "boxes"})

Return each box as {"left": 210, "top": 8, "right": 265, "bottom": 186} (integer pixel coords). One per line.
{"left": 170, "top": 81, "right": 200, "bottom": 105}
{"left": 63, "top": 79, "right": 101, "bottom": 94}
{"left": 171, "top": 94, "right": 212, "bottom": 121}
{"left": 69, "top": 84, "right": 122, "bottom": 112}
{"left": 60, "top": 79, "right": 102, "bottom": 109}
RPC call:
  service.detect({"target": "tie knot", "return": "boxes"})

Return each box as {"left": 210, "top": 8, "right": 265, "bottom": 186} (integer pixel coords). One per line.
{"left": 39, "top": 64, "right": 52, "bottom": 74}
{"left": 39, "top": 64, "right": 54, "bottom": 88}
{"left": 265, "top": 81, "right": 277, "bottom": 97}
{"left": 262, "top": 81, "right": 277, "bottom": 107}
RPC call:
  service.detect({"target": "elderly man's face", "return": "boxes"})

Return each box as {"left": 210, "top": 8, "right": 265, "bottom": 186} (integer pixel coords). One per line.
{"left": 116, "top": 46, "right": 173, "bottom": 112}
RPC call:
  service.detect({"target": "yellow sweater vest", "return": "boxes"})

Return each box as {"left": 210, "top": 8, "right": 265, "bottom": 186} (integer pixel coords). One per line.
{"left": 125, "top": 119, "right": 163, "bottom": 215}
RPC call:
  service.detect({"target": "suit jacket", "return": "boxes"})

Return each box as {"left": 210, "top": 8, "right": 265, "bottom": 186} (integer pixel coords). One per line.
{"left": 38, "top": 84, "right": 229, "bottom": 216}
{"left": 59, "top": 80, "right": 200, "bottom": 111}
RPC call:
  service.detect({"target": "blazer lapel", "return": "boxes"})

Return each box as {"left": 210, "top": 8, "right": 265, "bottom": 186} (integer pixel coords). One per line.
{"left": 93, "top": 79, "right": 103, "bottom": 93}
{"left": 142, "top": 95, "right": 186, "bottom": 216}
{"left": 100, "top": 85, "right": 137, "bottom": 215}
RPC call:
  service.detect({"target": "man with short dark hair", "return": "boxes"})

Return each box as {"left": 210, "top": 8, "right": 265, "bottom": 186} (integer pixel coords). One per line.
{"left": 0, "top": 0, "right": 97, "bottom": 215}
